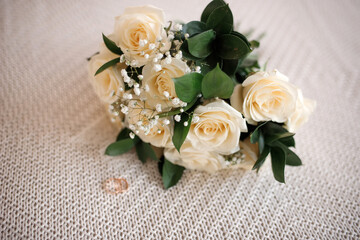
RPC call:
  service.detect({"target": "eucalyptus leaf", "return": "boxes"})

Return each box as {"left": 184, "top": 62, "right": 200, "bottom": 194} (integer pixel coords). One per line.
{"left": 105, "top": 139, "right": 136, "bottom": 156}
{"left": 172, "top": 114, "right": 193, "bottom": 152}
{"left": 201, "top": 64, "right": 234, "bottom": 99}
{"left": 95, "top": 58, "right": 120, "bottom": 76}
{"left": 206, "top": 4, "right": 233, "bottom": 35}
{"left": 135, "top": 141, "right": 158, "bottom": 163}
{"left": 201, "top": 0, "right": 226, "bottom": 23}
{"left": 182, "top": 21, "right": 208, "bottom": 37}
{"left": 270, "top": 147, "right": 286, "bottom": 183}
{"left": 162, "top": 158, "right": 185, "bottom": 189}
{"left": 216, "top": 34, "right": 251, "bottom": 60}
{"left": 173, "top": 73, "right": 203, "bottom": 103}
{"left": 102, "top": 33, "right": 123, "bottom": 55}
{"left": 187, "top": 30, "right": 216, "bottom": 58}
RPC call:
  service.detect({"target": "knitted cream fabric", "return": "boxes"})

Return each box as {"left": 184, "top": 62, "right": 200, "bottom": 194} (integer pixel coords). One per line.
{"left": 1, "top": 0, "right": 359, "bottom": 239}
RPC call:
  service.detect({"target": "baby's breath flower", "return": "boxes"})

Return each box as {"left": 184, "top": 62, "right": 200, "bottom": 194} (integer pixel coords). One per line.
{"left": 154, "top": 64, "right": 162, "bottom": 72}
{"left": 129, "top": 132, "right": 135, "bottom": 139}
{"left": 123, "top": 93, "right": 133, "bottom": 100}
{"left": 149, "top": 43, "right": 156, "bottom": 50}
{"left": 120, "top": 55, "right": 126, "bottom": 63}
{"left": 171, "top": 97, "right": 180, "bottom": 105}
{"left": 192, "top": 115, "right": 200, "bottom": 123}
{"left": 173, "top": 23, "right": 182, "bottom": 31}
{"left": 134, "top": 87, "right": 141, "bottom": 96}
{"left": 174, "top": 115, "right": 181, "bottom": 122}
{"left": 163, "top": 91, "right": 170, "bottom": 98}
{"left": 121, "top": 69, "right": 128, "bottom": 77}
{"left": 156, "top": 104, "right": 162, "bottom": 112}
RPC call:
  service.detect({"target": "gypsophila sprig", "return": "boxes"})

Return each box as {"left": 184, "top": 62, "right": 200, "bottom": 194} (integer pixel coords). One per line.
{"left": 87, "top": 0, "right": 316, "bottom": 189}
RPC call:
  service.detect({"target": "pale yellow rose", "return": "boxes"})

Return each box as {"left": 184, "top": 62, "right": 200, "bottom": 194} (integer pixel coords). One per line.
{"left": 231, "top": 70, "right": 298, "bottom": 125}
{"left": 187, "top": 100, "right": 247, "bottom": 155}
{"left": 125, "top": 100, "right": 172, "bottom": 147}
{"left": 88, "top": 50, "right": 125, "bottom": 104}
{"left": 164, "top": 141, "right": 226, "bottom": 173}
{"left": 114, "top": 5, "right": 171, "bottom": 66}
{"left": 142, "top": 58, "right": 190, "bottom": 111}
{"left": 285, "top": 89, "right": 316, "bottom": 133}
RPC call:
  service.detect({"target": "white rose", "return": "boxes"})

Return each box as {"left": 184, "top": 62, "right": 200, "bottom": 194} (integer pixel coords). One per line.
{"left": 164, "top": 141, "right": 226, "bottom": 173}
{"left": 187, "top": 100, "right": 247, "bottom": 155}
{"left": 114, "top": 5, "right": 171, "bottom": 66}
{"left": 231, "top": 70, "right": 298, "bottom": 125}
{"left": 125, "top": 100, "right": 172, "bottom": 147}
{"left": 285, "top": 89, "right": 316, "bottom": 133}
{"left": 142, "top": 58, "right": 190, "bottom": 111}
{"left": 88, "top": 50, "right": 125, "bottom": 104}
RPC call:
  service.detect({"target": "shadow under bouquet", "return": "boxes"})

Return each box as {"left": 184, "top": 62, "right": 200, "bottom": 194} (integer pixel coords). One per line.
{"left": 88, "top": 0, "right": 316, "bottom": 189}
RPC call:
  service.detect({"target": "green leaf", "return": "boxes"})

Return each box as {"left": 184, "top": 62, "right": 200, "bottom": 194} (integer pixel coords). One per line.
{"left": 102, "top": 33, "right": 123, "bottom": 55}
{"left": 265, "top": 132, "right": 295, "bottom": 144}
{"left": 270, "top": 147, "right": 286, "bottom": 183}
{"left": 180, "top": 41, "right": 204, "bottom": 61}
{"left": 231, "top": 31, "right": 251, "bottom": 48}
{"left": 250, "top": 122, "right": 268, "bottom": 144}
{"left": 195, "top": 53, "right": 219, "bottom": 75}
{"left": 162, "top": 158, "right": 185, "bottom": 189}
{"left": 201, "top": 64, "right": 234, "bottom": 99}
{"left": 216, "top": 34, "right": 251, "bottom": 60}
{"left": 250, "top": 40, "right": 260, "bottom": 49}
{"left": 263, "top": 122, "right": 288, "bottom": 135}
{"left": 182, "top": 21, "right": 207, "bottom": 37}
{"left": 252, "top": 145, "right": 270, "bottom": 171}
{"left": 258, "top": 131, "right": 265, "bottom": 153}
{"left": 285, "top": 148, "right": 302, "bottom": 166}
{"left": 187, "top": 30, "right": 216, "bottom": 58}
{"left": 116, "top": 128, "right": 132, "bottom": 141}
{"left": 172, "top": 114, "right": 193, "bottom": 152}
{"left": 279, "top": 136, "right": 295, "bottom": 148}
{"left": 206, "top": 4, "right": 233, "bottom": 35}
{"left": 105, "top": 139, "right": 137, "bottom": 156}
{"left": 95, "top": 58, "right": 120, "bottom": 76}
{"left": 135, "top": 141, "right": 158, "bottom": 163}
{"left": 173, "top": 73, "right": 203, "bottom": 103}
{"left": 201, "top": 0, "right": 226, "bottom": 23}
{"left": 221, "top": 59, "right": 240, "bottom": 76}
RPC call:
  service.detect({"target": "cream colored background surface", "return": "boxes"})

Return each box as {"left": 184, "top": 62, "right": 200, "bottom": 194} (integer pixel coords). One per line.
{"left": 1, "top": 0, "right": 359, "bottom": 239}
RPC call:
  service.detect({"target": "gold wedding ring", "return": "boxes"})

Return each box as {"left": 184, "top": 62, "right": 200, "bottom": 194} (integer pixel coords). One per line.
{"left": 103, "top": 177, "right": 129, "bottom": 194}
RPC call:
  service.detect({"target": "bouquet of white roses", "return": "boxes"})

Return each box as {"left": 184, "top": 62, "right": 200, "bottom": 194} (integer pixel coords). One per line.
{"left": 88, "top": 0, "right": 315, "bottom": 189}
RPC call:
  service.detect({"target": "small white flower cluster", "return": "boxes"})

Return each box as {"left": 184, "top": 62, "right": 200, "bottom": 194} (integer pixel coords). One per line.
{"left": 224, "top": 149, "right": 246, "bottom": 166}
